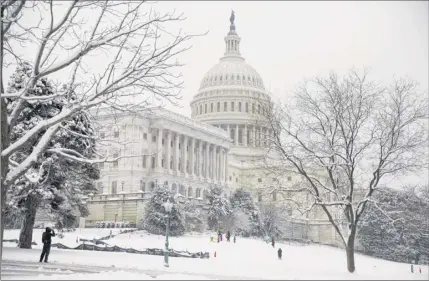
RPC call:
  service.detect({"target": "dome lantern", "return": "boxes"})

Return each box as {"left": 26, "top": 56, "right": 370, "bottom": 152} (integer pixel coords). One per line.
{"left": 224, "top": 10, "right": 242, "bottom": 59}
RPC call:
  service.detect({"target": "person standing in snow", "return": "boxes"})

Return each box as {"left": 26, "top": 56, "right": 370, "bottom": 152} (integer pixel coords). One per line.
{"left": 226, "top": 231, "right": 231, "bottom": 242}
{"left": 233, "top": 235, "right": 236, "bottom": 243}
{"left": 277, "top": 248, "right": 282, "bottom": 260}
{"left": 40, "top": 227, "right": 55, "bottom": 263}
{"left": 271, "top": 237, "right": 275, "bottom": 248}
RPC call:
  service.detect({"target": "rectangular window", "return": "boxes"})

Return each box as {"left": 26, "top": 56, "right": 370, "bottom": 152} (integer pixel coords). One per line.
{"left": 114, "top": 130, "right": 119, "bottom": 138}
{"left": 217, "top": 102, "right": 220, "bottom": 112}
{"left": 143, "top": 133, "right": 147, "bottom": 140}
{"left": 152, "top": 136, "right": 156, "bottom": 143}
{"left": 258, "top": 104, "right": 261, "bottom": 114}
{"left": 238, "top": 102, "right": 242, "bottom": 112}
{"left": 258, "top": 178, "right": 262, "bottom": 183}
{"left": 151, "top": 156, "right": 155, "bottom": 169}
{"left": 231, "top": 102, "right": 235, "bottom": 112}
{"left": 245, "top": 103, "right": 248, "bottom": 113}
{"left": 224, "top": 102, "right": 227, "bottom": 111}
{"left": 140, "top": 180, "right": 145, "bottom": 192}
{"left": 205, "top": 104, "right": 207, "bottom": 113}
{"left": 111, "top": 181, "right": 117, "bottom": 194}
{"left": 142, "top": 155, "right": 146, "bottom": 168}
{"left": 252, "top": 103, "right": 255, "bottom": 113}
{"left": 211, "top": 103, "right": 213, "bottom": 112}
{"left": 258, "top": 194, "right": 262, "bottom": 202}
{"left": 113, "top": 153, "right": 119, "bottom": 168}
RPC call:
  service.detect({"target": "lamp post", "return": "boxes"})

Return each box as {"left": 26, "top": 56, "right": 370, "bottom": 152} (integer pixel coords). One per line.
{"left": 163, "top": 199, "right": 173, "bottom": 267}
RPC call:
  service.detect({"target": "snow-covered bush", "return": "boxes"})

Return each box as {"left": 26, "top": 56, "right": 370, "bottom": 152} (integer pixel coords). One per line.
{"left": 358, "top": 186, "right": 429, "bottom": 264}
{"left": 141, "top": 185, "right": 185, "bottom": 236}
{"left": 207, "top": 185, "right": 232, "bottom": 230}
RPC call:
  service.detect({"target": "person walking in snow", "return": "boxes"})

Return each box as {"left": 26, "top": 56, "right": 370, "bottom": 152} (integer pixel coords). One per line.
{"left": 226, "top": 231, "right": 231, "bottom": 242}
{"left": 271, "top": 237, "right": 275, "bottom": 248}
{"left": 40, "top": 227, "right": 56, "bottom": 263}
{"left": 277, "top": 248, "right": 282, "bottom": 260}
{"left": 233, "top": 235, "right": 236, "bottom": 243}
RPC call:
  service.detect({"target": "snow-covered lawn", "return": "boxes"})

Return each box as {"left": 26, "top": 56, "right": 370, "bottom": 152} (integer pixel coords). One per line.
{"left": 2, "top": 228, "right": 428, "bottom": 280}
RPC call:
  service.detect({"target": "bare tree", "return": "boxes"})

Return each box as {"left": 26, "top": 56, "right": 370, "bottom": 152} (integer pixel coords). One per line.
{"left": 1, "top": 0, "right": 198, "bottom": 259}
{"left": 263, "top": 69, "right": 428, "bottom": 272}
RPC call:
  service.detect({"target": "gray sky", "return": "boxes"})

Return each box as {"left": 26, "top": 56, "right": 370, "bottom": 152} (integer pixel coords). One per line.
{"left": 5, "top": 1, "right": 428, "bottom": 188}
{"left": 152, "top": 1, "right": 428, "bottom": 116}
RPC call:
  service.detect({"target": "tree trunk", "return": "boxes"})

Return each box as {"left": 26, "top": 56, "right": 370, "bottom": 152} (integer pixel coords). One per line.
{"left": 346, "top": 227, "right": 357, "bottom": 273}
{"left": 1, "top": 5, "right": 10, "bottom": 262}
{"left": 18, "top": 195, "right": 39, "bottom": 249}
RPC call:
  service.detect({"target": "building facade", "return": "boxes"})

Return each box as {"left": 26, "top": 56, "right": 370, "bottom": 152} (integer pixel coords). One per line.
{"left": 84, "top": 13, "right": 349, "bottom": 247}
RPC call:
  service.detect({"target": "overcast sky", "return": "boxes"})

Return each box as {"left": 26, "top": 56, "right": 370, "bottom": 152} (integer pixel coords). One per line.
{"left": 5, "top": 1, "right": 428, "bottom": 188}
{"left": 151, "top": 1, "right": 428, "bottom": 117}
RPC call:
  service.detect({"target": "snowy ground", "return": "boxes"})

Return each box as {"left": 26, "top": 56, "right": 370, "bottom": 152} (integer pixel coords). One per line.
{"left": 2, "top": 228, "right": 428, "bottom": 280}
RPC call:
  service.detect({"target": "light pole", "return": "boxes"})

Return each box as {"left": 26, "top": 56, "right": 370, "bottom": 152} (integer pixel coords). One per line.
{"left": 163, "top": 199, "right": 173, "bottom": 267}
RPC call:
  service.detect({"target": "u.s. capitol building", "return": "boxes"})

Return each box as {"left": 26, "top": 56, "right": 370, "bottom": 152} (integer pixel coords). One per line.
{"left": 85, "top": 13, "right": 348, "bottom": 246}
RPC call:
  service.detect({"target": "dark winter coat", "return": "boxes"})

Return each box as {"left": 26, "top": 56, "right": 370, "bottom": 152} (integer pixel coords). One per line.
{"left": 278, "top": 248, "right": 282, "bottom": 258}
{"left": 42, "top": 227, "right": 55, "bottom": 245}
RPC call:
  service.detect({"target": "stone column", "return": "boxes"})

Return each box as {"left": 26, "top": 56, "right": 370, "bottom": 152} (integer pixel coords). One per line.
{"left": 219, "top": 148, "right": 223, "bottom": 183}
{"left": 191, "top": 137, "right": 196, "bottom": 177}
{"left": 214, "top": 146, "right": 218, "bottom": 182}
{"left": 147, "top": 128, "right": 152, "bottom": 168}
{"left": 175, "top": 133, "right": 180, "bottom": 173}
{"left": 166, "top": 130, "right": 172, "bottom": 172}
{"left": 212, "top": 145, "right": 216, "bottom": 180}
{"left": 244, "top": 125, "right": 248, "bottom": 146}
{"left": 225, "top": 150, "right": 229, "bottom": 183}
{"left": 183, "top": 135, "right": 188, "bottom": 175}
{"left": 157, "top": 128, "right": 163, "bottom": 169}
{"left": 205, "top": 142, "right": 210, "bottom": 179}
{"left": 252, "top": 126, "right": 256, "bottom": 147}
{"left": 235, "top": 125, "right": 239, "bottom": 146}
{"left": 198, "top": 140, "right": 203, "bottom": 178}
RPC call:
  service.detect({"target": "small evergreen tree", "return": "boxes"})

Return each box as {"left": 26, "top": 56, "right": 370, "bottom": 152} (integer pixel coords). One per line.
{"left": 207, "top": 185, "right": 232, "bottom": 230}
{"left": 142, "top": 185, "right": 185, "bottom": 236}
{"left": 5, "top": 62, "right": 99, "bottom": 247}
{"left": 228, "top": 188, "right": 262, "bottom": 236}
{"left": 358, "top": 186, "right": 429, "bottom": 264}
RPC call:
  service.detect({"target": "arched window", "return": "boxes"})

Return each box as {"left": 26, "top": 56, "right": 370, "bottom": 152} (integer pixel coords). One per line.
{"left": 196, "top": 188, "right": 201, "bottom": 198}
{"left": 199, "top": 105, "right": 202, "bottom": 114}
{"left": 150, "top": 182, "right": 155, "bottom": 192}
{"left": 179, "top": 185, "right": 186, "bottom": 196}
{"left": 231, "top": 102, "right": 235, "bottom": 112}
{"left": 188, "top": 187, "right": 193, "bottom": 197}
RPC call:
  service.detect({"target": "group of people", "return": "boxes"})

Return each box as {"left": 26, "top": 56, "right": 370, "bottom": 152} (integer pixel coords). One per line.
{"left": 211, "top": 229, "right": 237, "bottom": 243}
{"left": 267, "top": 236, "right": 283, "bottom": 260}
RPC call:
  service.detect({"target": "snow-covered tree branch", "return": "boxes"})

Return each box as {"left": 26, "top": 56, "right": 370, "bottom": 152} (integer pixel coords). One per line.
{"left": 262, "top": 68, "right": 428, "bottom": 273}
{"left": 1, "top": 0, "right": 198, "bottom": 259}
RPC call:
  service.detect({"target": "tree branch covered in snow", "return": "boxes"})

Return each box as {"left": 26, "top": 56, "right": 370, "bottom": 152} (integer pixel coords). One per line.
{"left": 1, "top": 0, "right": 199, "bottom": 189}
{"left": 260, "top": 68, "right": 428, "bottom": 272}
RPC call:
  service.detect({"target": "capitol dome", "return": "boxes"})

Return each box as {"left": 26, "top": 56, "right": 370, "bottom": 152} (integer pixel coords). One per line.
{"left": 190, "top": 12, "right": 273, "bottom": 161}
